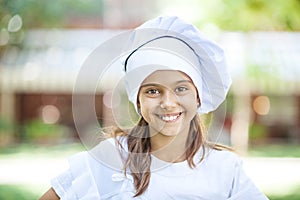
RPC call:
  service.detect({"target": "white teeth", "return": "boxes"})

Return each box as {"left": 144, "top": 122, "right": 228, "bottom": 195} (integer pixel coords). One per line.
{"left": 161, "top": 114, "right": 180, "bottom": 122}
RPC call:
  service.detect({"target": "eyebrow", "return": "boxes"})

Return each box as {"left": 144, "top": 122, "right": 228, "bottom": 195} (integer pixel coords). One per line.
{"left": 140, "top": 80, "right": 193, "bottom": 88}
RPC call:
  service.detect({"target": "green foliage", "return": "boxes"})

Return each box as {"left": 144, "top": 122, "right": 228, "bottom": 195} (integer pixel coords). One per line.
{"left": 0, "top": 117, "right": 15, "bottom": 146}
{"left": 0, "top": 143, "right": 83, "bottom": 157}
{"left": 1, "top": 0, "right": 300, "bottom": 32}
{"left": 246, "top": 64, "right": 274, "bottom": 79}
{"left": 268, "top": 194, "right": 300, "bottom": 200}
{"left": 194, "top": 0, "right": 300, "bottom": 31}
{"left": 224, "top": 92, "right": 234, "bottom": 115}
{"left": 0, "top": 0, "right": 103, "bottom": 28}
{"left": 0, "top": 117, "right": 14, "bottom": 131}
{"left": 267, "top": 184, "right": 300, "bottom": 200}
{"left": 0, "top": 0, "right": 104, "bottom": 47}
{"left": 0, "top": 185, "right": 38, "bottom": 200}
{"left": 23, "top": 120, "right": 64, "bottom": 144}
{"left": 0, "top": 144, "right": 299, "bottom": 199}
{"left": 249, "top": 123, "right": 267, "bottom": 139}
{"left": 249, "top": 144, "right": 300, "bottom": 158}
{"left": 248, "top": 123, "right": 268, "bottom": 145}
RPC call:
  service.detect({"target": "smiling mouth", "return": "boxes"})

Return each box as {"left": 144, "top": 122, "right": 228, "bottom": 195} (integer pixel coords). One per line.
{"left": 157, "top": 112, "right": 182, "bottom": 122}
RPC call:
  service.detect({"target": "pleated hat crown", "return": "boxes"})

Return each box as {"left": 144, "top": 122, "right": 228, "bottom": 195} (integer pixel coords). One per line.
{"left": 123, "top": 16, "right": 232, "bottom": 114}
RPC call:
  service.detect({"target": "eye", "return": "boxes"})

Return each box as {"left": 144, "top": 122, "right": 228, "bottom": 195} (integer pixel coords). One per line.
{"left": 145, "top": 88, "right": 160, "bottom": 95}
{"left": 175, "top": 86, "right": 188, "bottom": 93}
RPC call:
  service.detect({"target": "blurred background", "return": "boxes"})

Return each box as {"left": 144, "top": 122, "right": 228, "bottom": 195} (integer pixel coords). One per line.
{"left": 0, "top": 0, "right": 300, "bottom": 199}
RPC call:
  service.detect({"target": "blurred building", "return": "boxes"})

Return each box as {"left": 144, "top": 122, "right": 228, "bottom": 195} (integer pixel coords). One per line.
{"left": 220, "top": 32, "right": 300, "bottom": 149}
{"left": 0, "top": 30, "right": 300, "bottom": 148}
{"left": 0, "top": 29, "right": 124, "bottom": 143}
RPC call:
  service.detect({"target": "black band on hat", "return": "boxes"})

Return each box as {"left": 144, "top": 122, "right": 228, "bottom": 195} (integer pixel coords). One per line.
{"left": 124, "top": 35, "right": 200, "bottom": 72}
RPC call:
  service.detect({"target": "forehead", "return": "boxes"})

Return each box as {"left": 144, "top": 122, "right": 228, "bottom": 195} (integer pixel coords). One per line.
{"left": 141, "top": 70, "right": 192, "bottom": 85}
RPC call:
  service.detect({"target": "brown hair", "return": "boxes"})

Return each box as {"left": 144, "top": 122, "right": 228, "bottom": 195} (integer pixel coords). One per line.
{"left": 118, "top": 114, "right": 209, "bottom": 197}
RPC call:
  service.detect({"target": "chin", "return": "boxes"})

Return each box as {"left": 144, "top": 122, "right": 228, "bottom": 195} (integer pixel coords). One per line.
{"left": 152, "top": 127, "right": 184, "bottom": 137}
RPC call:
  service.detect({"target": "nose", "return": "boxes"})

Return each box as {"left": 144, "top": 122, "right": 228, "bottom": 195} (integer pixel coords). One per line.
{"left": 160, "top": 90, "right": 178, "bottom": 109}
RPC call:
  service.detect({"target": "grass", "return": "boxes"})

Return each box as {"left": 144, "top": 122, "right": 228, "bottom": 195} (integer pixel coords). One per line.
{"left": 267, "top": 184, "right": 300, "bottom": 200}
{"left": 269, "top": 194, "right": 300, "bottom": 200}
{"left": 3, "top": 141, "right": 298, "bottom": 159}
{"left": 248, "top": 143, "right": 300, "bottom": 158}
{"left": 0, "top": 184, "right": 299, "bottom": 200}
{"left": 0, "top": 142, "right": 299, "bottom": 199}
{"left": 0, "top": 142, "right": 85, "bottom": 199}
{"left": 0, "top": 185, "right": 39, "bottom": 200}
{"left": 0, "top": 142, "right": 84, "bottom": 158}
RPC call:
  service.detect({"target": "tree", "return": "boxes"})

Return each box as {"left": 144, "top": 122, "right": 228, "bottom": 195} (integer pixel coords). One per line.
{"left": 197, "top": 0, "right": 300, "bottom": 31}
{"left": 0, "top": 0, "right": 104, "bottom": 47}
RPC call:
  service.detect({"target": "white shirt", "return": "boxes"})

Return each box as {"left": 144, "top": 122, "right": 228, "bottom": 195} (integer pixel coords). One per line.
{"left": 51, "top": 138, "right": 269, "bottom": 199}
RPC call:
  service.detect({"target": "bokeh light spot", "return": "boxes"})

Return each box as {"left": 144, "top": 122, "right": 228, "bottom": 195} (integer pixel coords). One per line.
{"left": 253, "top": 96, "right": 270, "bottom": 115}
{"left": 7, "top": 15, "right": 23, "bottom": 32}
{"left": 41, "top": 105, "right": 60, "bottom": 124}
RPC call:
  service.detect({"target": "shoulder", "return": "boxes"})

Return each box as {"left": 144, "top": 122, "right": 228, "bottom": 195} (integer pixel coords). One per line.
{"left": 65, "top": 136, "right": 128, "bottom": 169}
{"left": 87, "top": 136, "right": 128, "bottom": 170}
{"left": 51, "top": 151, "right": 100, "bottom": 199}
{"left": 205, "top": 148, "right": 241, "bottom": 163}
{"left": 200, "top": 148, "right": 242, "bottom": 173}
{"left": 202, "top": 149, "right": 268, "bottom": 199}
{"left": 51, "top": 137, "right": 130, "bottom": 199}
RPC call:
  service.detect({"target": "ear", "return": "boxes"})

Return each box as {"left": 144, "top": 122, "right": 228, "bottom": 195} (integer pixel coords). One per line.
{"left": 137, "top": 100, "right": 141, "bottom": 113}
{"left": 197, "top": 97, "right": 201, "bottom": 107}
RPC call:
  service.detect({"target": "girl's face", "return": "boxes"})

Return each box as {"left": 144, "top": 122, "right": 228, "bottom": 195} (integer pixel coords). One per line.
{"left": 138, "top": 70, "right": 199, "bottom": 137}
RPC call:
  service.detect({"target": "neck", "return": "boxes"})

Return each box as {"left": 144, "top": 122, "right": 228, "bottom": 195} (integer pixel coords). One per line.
{"left": 150, "top": 130, "right": 189, "bottom": 163}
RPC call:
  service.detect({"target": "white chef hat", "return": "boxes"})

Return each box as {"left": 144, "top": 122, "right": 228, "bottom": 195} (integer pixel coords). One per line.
{"left": 122, "top": 16, "right": 232, "bottom": 114}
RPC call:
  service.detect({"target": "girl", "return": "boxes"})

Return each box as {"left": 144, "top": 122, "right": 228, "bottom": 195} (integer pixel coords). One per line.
{"left": 40, "top": 16, "right": 268, "bottom": 199}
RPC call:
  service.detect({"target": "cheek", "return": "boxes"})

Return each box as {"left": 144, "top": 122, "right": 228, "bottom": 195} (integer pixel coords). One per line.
{"left": 180, "top": 97, "right": 199, "bottom": 116}
{"left": 138, "top": 97, "right": 154, "bottom": 115}
{"left": 139, "top": 103, "right": 155, "bottom": 125}
{"left": 181, "top": 94, "right": 198, "bottom": 106}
